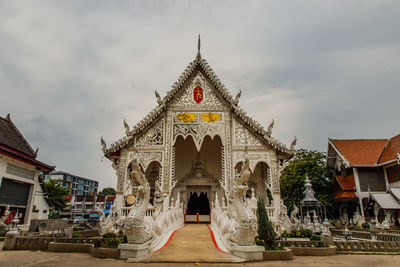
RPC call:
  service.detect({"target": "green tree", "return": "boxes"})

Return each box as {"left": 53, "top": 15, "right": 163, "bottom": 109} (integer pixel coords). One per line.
{"left": 256, "top": 197, "right": 277, "bottom": 249}
{"left": 280, "top": 149, "right": 335, "bottom": 215}
{"left": 44, "top": 179, "right": 69, "bottom": 211}
{"left": 99, "top": 187, "right": 116, "bottom": 196}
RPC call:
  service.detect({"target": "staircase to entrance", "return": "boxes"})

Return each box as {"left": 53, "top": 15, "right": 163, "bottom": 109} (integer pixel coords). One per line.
{"left": 143, "top": 224, "right": 246, "bottom": 263}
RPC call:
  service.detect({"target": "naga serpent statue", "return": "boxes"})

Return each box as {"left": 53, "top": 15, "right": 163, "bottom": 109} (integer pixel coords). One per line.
{"left": 119, "top": 154, "right": 152, "bottom": 244}
{"left": 230, "top": 155, "right": 258, "bottom": 246}
{"left": 99, "top": 201, "right": 120, "bottom": 235}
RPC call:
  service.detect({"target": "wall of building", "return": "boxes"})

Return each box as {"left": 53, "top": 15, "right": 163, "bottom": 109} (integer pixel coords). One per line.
{"left": 0, "top": 154, "right": 38, "bottom": 225}
{"left": 31, "top": 181, "right": 49, "bottom": 220}
{"left": 47, "top": 172, "right": 99, "bottom": 196}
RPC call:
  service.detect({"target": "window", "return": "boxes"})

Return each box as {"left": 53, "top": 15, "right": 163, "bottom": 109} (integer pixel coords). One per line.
{"left": 0, "top": 178, "right": 31, "bottom": 206}
{"left": 387, "top": 165, "right": 400, "bottom": 184}
{"left": 358, "top": 167, "right": 386, "bottom": 191}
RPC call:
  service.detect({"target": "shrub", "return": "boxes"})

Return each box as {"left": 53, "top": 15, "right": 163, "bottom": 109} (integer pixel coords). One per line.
{"left": 310, "top": 235, "right": 321, "bottom": 241}
{"left": 72, "top": 231, "right": 81, "bottom": 238}
{"left": 102, "top": 232, "right": 117, "bottom": 239}
{"left": 104, "top": 236, "right": 122, "bottom": 248}
{"left": 281, "top": 229, "right": 313, "bottom": 239}
{"left": 256, "top": 197, "right": 278, "bottom": 250}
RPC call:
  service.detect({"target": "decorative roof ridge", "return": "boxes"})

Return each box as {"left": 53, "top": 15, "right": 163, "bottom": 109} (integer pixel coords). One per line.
{"left": 390, "top": 133, "right": 400, "bottom": 140}
{"left": 125, "top": 57, "right": 200, "bottom": 137}
{"left": 231, "top": 105, "right": 291, "bottom": 153}
{"left": 107, "top": 135, "right": 133, "bottom": 154}
{"left": 197, "top": 57, "right": 235, "bottom": 103}
{"left": 0, "top": 145, "right": 55, "bottom": 171}
{"left": 105, "top": 58, "right": 199, "bottom": 154}
{"left": 1, "top": 113, "right": 37, "bottom": 158}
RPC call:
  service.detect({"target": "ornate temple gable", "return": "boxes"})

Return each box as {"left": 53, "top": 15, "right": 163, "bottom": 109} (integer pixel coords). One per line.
{"left": 233, "top": 118, "right": 264, "bottom": 147}
{"left": 136, "top": 119, "right": 164, "bottom": 147}
{"left": 104, "top": 47, "right": 293, "bottom": 158}
{"left": 169, "top": 72, "right": 226, "bottom": 111}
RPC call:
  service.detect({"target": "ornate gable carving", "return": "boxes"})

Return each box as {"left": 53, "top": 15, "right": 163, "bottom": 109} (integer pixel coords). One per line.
{"left": 233, "top": 119, "right": 263, "bottom": 146}
{"left": 136, "top": 120, "right": 164, "bottom": 146}
{"left": 170, "top": 73, "right": 225, "bottom": 110}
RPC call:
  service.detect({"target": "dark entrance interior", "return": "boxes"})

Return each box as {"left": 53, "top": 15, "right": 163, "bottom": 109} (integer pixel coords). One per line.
{"left": 187, "top": 192, "right": 210, "bottom": 215}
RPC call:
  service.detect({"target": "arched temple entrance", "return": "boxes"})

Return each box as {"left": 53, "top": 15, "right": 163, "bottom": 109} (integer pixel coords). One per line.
{"left": 187, "top": 192, "right": 210, "bottom": 215}
{"left": 173, "top": 135, "right": 224, "bottom": 223}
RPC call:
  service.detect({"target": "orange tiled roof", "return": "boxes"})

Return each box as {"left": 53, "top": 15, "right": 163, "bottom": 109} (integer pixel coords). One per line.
{"left": 332, "top": 139, "right": 387, "bottom": 165}
{"left": 336, "top": 175, "right": 355, "bottom": 191}
{"left": 379, "top": 134, "right": 400, "bottom": 164}
{"left": 333, "top": 191, "right": 357, "bottom": 200}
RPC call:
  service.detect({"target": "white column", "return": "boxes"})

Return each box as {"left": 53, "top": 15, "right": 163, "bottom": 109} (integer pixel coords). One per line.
{"left": 115, "top": 193, "right": 124, "bottom": 210}
{"left": 24, "top": 177, "right": 37, "bottom": 225}
{"left": 353, "top": 168, "right": 365, "bottom": 219}
{"left": 270, "top": 151, "right": 280, "bottom": 220}
{"left": 164, "top": 113, "right": 173, "bottom": 195}
{"left": 383, "top": 166, "right": 390, "bottom": 191}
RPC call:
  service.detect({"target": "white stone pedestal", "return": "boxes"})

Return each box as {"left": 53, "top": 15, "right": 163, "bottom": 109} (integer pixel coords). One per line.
{"left": 231, "top": 244, "right": 265, "bottom": 261}
{"left": 118, "top": 243, "right": 150, "bottom": 259}
{"left": 3, "top": 229, "right": 20, "bottom": 250}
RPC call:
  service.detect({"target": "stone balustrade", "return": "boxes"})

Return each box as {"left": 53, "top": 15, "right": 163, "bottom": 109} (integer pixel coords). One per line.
{"left": 334, "top": 240, "right": 400, "bottom": 252}
{"left": 278, "top": 240, "right": 323, "bottom": 248}
{"left": 266, "top": 207, "right": 274, "bottom": 219}
{"left": 331, "top": 229, "right": 400, "bottom": 242}
{"left": 120, "top": 207, "right": 130, "bottom": 217}
{"left": 279, "top": 239, "right": 400, "bottom": 252}
{"left": 120, "top": 206, "right": 155, "bottom": 218}
{"left": 377, "top": 233, "right": 400, "bottom": 242}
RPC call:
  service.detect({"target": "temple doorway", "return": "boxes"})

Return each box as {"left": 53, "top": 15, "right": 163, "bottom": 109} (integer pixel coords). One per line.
{"left": 187, "top": 192, "right": 210, "bottom": 215}
{"left": 172, "top": 135, "right": 224, "bottom": 223}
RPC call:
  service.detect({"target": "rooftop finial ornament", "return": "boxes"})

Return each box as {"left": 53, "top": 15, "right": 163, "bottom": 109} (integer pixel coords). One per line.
{"left": 123, "top": 119, "right": 130, "bottom": 136}
{"left": 100, "top": 136, "right": 107, "bottom": 153}
{"left": 290, "top": 136, "right": 297, "bottom": 151}
{"left": 197, "top": 34, "right": 201, "bottom": 57}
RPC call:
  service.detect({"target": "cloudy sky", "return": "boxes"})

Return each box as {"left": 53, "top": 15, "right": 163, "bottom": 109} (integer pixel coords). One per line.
{"left": 1, "top": 1, "right": 399, "bottom": 189}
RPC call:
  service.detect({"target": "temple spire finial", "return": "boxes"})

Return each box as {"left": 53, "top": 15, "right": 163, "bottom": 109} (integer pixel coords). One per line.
{"left": 197, "top": 34, "right": 201, "bottom": 57}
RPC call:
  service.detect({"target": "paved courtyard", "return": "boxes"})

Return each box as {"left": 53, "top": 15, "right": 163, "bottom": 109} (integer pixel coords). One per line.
{"left": 1, "top": 248, "right": 400, "bottom": 267}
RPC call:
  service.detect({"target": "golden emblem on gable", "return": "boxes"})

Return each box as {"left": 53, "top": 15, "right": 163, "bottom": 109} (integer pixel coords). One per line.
{"left": 201, "top": 113, "right": 221, "bottom": 122}
{"left": 177, "top": 113, "right": 196, "bottom": 123}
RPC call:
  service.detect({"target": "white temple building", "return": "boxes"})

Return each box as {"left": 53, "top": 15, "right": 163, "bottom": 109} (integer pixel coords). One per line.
{"left": 100, "top": 38, "right": 296, "bottom": 258}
